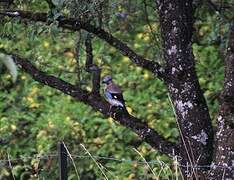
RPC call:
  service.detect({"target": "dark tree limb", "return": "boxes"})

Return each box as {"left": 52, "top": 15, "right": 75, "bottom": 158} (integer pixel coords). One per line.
{"left": 142, "top": 0, "right": 160, "bottom": 49}
{"left": 45, "top": 0, "right": 56, "bottom": 9}
{"left": 0, "top": 10, "right": 167, "bottom": 81}
{"left": 85, "top": 34, "right": 94, "bottom": 70}
{"left": 13, "top": 55, "right": 89, "bottom": 101}
{"left": 205, "top": 0, "right": 230, "bottom": 20}
{"left": 209, "top": 24, "right": 234, "bottom": 179}
{"left": 85, "top": 34, "right": 101, "bottom": 95}
{"left": 0, "top": 0, "right": 14, "bottom": 8}
{"left": 1, "top": 51, "right": 178, "bottom": 157}
{"left": 75, "top": 31, "right": 82, "bottom": 87}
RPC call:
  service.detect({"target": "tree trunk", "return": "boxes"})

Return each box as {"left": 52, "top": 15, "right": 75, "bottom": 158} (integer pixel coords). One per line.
{"left": 209, "top": 24, "right": 234, "bottom": 180}
{"left": 156, "top": 0, "right": 213, "bottom": 178}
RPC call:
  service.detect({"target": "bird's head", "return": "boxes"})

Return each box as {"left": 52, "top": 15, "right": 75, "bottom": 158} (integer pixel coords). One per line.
{"left": 102, "top": 75, "right": 112, "bottom": 85}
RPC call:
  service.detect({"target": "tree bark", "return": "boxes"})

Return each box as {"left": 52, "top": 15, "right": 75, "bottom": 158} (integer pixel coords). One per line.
{"left": 156, "top": 0, "right": 213, "bottom": 178}
{"left": 209, "top": 24, "right": 234, "bottom": 180}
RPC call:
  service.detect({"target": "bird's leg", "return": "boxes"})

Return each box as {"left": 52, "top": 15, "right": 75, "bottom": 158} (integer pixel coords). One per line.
{"left": 109, "top": 105, "right": 118, "bottom": 118}
{"left": 108, "top": 105, "right": 113, "bottom": 115}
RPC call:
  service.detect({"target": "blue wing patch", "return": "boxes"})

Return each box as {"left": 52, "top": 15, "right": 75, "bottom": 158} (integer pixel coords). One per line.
{"left": 104, "top": 91, "right": 113, "bottom": 100}
{"left": 104, "top": 90, "right": 125, "bottom": 107}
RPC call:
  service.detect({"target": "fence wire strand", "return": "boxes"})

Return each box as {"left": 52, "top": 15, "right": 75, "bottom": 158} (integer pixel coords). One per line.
{"left": 0, "top": 153, "right": 232, "bottom": 170}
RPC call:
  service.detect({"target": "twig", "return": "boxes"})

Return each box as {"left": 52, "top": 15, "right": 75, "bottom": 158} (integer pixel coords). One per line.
{"left": 142, "top": 0, "right": 161, "bottom": 50}
{"left": 133, "top": 148, "right": 157, "bottom": 178}
{"left": 80, "top": 144, "right": 108, "bottom": 180}
{"left": 85, "top": 34, "right": 93, "bottom": 70}
{"left": 75, "top": 31, "right": 82, "bottom": 88}
{"left": 172, "top": 154, "right": 184, "bottom": 180}
{"left": 7, "top": 152, "right": 16, "bottom": 180}
{"left": 167, "top": 94, "right": 197, "bottom": 178}
{"left": 45, "top": 0, "right": 56, "bottom": 9}
{"left": 206, "top": 0, "right": 230, "bottom": 20}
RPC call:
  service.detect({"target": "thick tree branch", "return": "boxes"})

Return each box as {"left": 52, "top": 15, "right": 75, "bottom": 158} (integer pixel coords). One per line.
{"left": 222, "top": 24, "right": 234, "bottom": 101}
{"left": 2, "top": 51, "right": 178, "bottom": 157}
{"left": 209, "top": 24, "right": 234, "bottom": 179}
{"left": 13, "top": 55, "right": 89, "bottom": 101}
{"left": 0, "top": 10, "right": 167, "bottom": 80}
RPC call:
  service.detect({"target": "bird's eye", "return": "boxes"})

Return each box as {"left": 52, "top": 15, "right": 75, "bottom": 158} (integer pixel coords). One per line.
{"left": 114, "top": 95, "right": 117, "bottom": 98}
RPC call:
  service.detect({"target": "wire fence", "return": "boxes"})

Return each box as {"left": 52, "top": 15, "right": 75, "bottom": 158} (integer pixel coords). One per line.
{"left": 0, "top": 144, "right": 232, "bottom": 169}
{"left": 0, "top": 154, "right": 169, "bottom": 166}
{"left": 0, "top": 142, "right": 233, "bottom": 180}
{"left": 1, "top": 142, "right": 177, "bottom": 179}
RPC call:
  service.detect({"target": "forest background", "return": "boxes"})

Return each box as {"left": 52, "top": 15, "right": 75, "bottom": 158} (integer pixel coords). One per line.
{"left": 0, "top": 0, "right": 233, "bottom": 179}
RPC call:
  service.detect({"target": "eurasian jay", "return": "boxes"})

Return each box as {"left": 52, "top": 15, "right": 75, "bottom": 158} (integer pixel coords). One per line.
{"left": 102, "top": 75, "right": 125, "bottom": 109}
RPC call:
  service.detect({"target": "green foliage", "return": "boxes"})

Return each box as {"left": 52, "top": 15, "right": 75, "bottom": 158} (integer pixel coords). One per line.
{"left": 0, "top": 0, "right": 230, "bottom": 179}
{"left": 193, "top": 44, "right": 224, "bottom": 119}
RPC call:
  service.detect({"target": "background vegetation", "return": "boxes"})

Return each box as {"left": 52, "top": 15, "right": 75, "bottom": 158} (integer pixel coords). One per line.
{"left": 0, "top": 0, "right": 233, "bottom": 179}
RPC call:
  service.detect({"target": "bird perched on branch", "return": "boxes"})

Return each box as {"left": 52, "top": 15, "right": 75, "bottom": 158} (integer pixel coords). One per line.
{"left": 102, "top": 75, "right": 125, "bottom": 110}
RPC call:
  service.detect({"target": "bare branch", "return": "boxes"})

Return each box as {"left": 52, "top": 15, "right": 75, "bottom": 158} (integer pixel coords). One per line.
{"left": 85, "top": 34, "right": 94, "bottom": 70}
{"left": 85, "top": 34, "right": 101, "bottom": 95}
{"left": 1, "top": 50, "right": 178, "bottom": 157}
{"left": 0, "top": 0, "right": 14, "bottom": 8}
{"left": 0, "top": 10, "right": 167, "bottom": 81}
{"left": 206, "top": 0, "right": 230, "bottom": 20}
{"left": 143, "top": 0, "right": 160, "bottom": 48}
{"left": 75, "top": 32, "right": 82, "bottom": 87}
{"left": 45, "top": 0, "right": 55, "bottom": 9}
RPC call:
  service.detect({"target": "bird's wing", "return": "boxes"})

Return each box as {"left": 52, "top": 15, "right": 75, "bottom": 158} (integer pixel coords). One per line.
{"left": 107, "top": 83, "right": 122, "bottom": 94}
{"left": 111, "top": 93, "right": 125, "bottom": 105}
{"left": 104, "top": 90, "right": 125, "bottom": 107}
{"left": 104, "top": 90, "right": 113, "bottom": 100}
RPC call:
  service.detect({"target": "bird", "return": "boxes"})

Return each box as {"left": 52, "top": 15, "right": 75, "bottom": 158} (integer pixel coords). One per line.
{"left": 102, "top": 75, "right": 125, "bottom": 110}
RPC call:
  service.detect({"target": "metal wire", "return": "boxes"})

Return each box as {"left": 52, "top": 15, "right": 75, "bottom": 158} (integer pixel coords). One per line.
{"left": 0, "top": 153, "right": 232, "bottom": 170}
